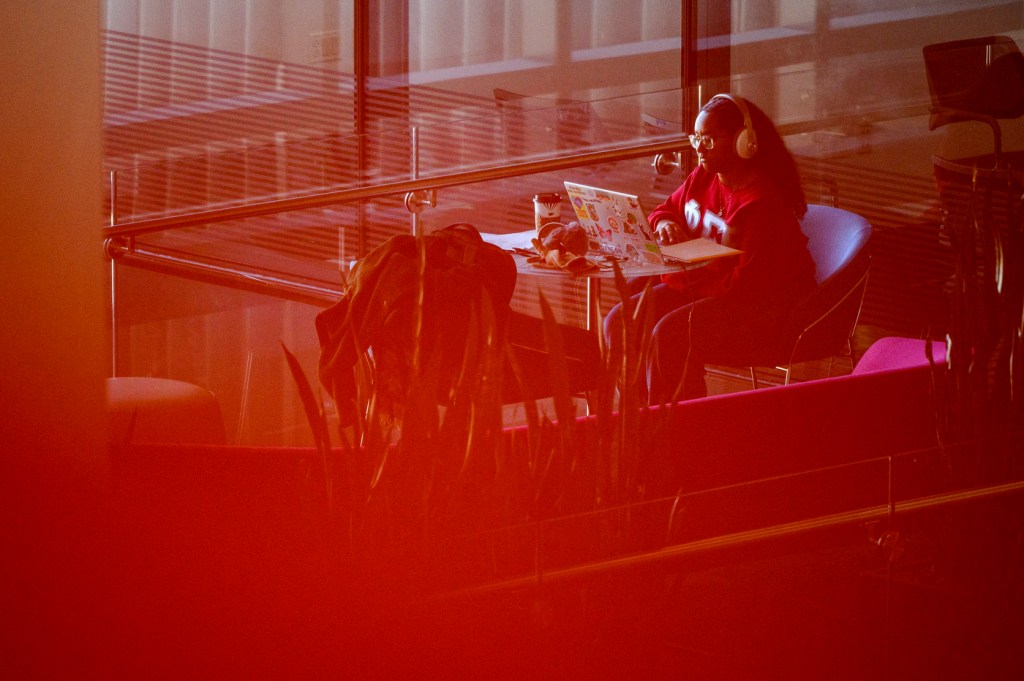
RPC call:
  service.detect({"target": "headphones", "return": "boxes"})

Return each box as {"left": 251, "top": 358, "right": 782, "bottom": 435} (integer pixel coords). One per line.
{"left": 710, "top": 93, "right": 758, "bottom": 159}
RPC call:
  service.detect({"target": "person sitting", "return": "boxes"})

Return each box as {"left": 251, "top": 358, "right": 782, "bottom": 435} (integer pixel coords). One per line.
{"left": 604, "top": 93, "right": 816, "bottom": 403}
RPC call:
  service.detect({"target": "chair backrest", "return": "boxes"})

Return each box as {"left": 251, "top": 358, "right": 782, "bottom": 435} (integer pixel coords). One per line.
{"left": 800, "top": 204, "right": 873, "bottom": 287}
{"left": 923, "top": 35, "right": 1024, "bottom": 160}
{"left": 776, "top": 205, "right": 873, "bottom": 365}
{"left": 923, "top": 35, "right": 1024, "bottom": 121}
{"left": 721, "top": 205, "right": 872, "bottom": 367}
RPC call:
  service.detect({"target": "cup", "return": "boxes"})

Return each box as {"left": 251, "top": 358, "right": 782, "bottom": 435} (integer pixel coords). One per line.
{"left": 533, "top": 193, "right": 562, "bottom": 231}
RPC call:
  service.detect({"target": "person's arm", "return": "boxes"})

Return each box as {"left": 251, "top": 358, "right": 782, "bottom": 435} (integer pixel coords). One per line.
{"left": 707, "top": 197, "right": 791, "bottom": 300}
{"left": 647, "top": 171, "right": 698, "bottom": 244}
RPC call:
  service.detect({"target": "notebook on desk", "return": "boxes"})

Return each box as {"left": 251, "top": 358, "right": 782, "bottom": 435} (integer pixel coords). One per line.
{"left": 659, "top": 236, "right": 741, "bottom": 263}
{"left": 562, "top": 181, "right": 740, "bottom": 266}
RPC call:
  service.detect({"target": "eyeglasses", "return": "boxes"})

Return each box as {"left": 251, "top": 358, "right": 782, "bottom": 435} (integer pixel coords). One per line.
{"left": 688, "top": 134, "right": 718, "bottom": 150}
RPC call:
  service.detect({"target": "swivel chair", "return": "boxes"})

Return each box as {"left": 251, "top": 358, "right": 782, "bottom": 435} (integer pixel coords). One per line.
{"left": 931, "top": 154, "right": 1024, "bottom": 403}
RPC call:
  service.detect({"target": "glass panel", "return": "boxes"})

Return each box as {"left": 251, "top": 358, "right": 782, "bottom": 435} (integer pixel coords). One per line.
{"left": 108, "top": 126, "right": 412, "bottom": 224}
{"left": 102, "top": 1, "right": 360, "bottom": 223}
{"left": 885, "top": 433, "right": 1024, "bottom": 677}
{"left": 112, "top": 265, "right": 326, "bottom": 446}
{"left": 434, "top": 457, "right": 897, "bottom": 676}
{"left": 393, "top": 0, "right": 682, "bottom": 110}
{"left": 98, "top": 5, "right": 1024, "bottom": 677}
{"left": 101, "top": 0, "right": 1024, "bottom": 416}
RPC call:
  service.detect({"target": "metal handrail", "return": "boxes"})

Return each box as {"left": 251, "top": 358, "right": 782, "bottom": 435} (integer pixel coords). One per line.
{"left": 101, "top": 97, "right": 931, "bottom": 315}
{"left": 104, "top": 136, "right": 689, "bottom": 239}
{"left": 102, "top": 98, "right": 933, "bottom": 240}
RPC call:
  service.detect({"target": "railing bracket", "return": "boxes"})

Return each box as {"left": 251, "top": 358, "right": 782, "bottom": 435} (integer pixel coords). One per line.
{"left": 404, "top": 189, "right": 437, "bottom": 214}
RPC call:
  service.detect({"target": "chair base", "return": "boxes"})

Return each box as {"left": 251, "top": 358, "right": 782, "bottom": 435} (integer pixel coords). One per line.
{"left": 748, "top": 350, "right": 850, "bottom": 390}
{"left": 748, "top": 365, "right": 791, "bottom": 390}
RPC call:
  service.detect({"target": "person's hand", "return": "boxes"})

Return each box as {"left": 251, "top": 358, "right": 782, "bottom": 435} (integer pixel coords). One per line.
{"left": 655, "top": 219, "right": 684, "bottom": 245}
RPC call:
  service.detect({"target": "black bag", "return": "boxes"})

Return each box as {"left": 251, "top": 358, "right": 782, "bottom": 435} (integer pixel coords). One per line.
{"left": 315, "top": 223, "right": 517, "bottom": 424}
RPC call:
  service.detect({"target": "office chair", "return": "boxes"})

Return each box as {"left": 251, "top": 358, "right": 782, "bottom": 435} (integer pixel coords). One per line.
{"left": 931, "top": 155, "right": 1024, "bottom": 403}
{"left": 747, "top": 204, "right": 873, "bottom": 388}
{"left": 932, "top": 154, "right": 1022, "bottom": 238}
{"left": 923, "top": 35, "right": 1024, "bottom": 167}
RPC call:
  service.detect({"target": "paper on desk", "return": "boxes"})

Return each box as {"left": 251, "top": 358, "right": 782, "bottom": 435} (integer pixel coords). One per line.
{"left": 660, "top": 238, "right": 741, "bottom": 263}
{"left": 480, "top": 230, "right": 536, "bottom": 251}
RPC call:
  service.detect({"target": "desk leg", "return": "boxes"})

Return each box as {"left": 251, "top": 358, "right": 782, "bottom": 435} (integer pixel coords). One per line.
{"left": 583, "top": 277, "right": 603, "bottom": 418}
{"left": 586, "top": 277, "right": 602, "bottom": 333}
{"left": 586, "top": 277, "right": 608, "bottom": 373}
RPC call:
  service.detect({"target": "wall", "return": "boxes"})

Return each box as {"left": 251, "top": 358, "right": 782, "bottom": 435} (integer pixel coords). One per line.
{"left": 101, "top": 0, "right": 683, "bottom": 103}
{"left": 0, "top": 2, "right": 110, "bottom": 678}
{"left": 104, "top": 0, "right": 354, "bottom": 68}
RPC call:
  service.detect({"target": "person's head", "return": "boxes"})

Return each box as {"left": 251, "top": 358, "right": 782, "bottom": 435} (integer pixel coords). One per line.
{"left": 693, "top": 94, "right": 807, "bottom": 218}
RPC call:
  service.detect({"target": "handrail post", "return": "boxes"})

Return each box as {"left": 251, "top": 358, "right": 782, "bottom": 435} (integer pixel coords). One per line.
{"left": 108, "top": 169, "right": 118, "bottom": 376}
{"left": 405, "top": 126, "right": 439, "bottom": 234}
{"left": 411, "top": 125, "right": 423, "bottom": 236}
{"left": 108, "top": 169, "right": 117, "bottom": 227}
{"left": 411, "top": 125, "right": 419, "bottom": 236}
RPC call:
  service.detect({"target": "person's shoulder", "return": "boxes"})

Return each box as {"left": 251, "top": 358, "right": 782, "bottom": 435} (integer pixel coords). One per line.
{"left": 735, "top": 174, "right": 789, "bottom": 206}
{"left": 735, "top": 171, "right": 776, "bottom": 196}
{"left": 732, "top": 177, "right": 798, "bottom": 220}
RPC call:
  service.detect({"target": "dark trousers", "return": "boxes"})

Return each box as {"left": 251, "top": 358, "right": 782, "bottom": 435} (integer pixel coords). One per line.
{"left": 504, "top": 311, "right": 602, "bottom": 402}
{"left": 604, "top": 282, "right": 787, "bottom": 403}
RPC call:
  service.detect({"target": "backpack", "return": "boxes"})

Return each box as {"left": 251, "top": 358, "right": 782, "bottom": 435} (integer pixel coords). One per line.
{"left": 315, "top": 223, "right": 517, "bottom": 424}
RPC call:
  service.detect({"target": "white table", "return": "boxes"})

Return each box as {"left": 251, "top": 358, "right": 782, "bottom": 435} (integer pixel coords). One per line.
{"left": 482, "top": 230, "right": 684, "bottom": 331}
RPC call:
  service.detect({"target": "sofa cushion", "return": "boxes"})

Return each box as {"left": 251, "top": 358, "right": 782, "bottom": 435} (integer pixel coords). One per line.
{"left": 852, "top": 336, "right": 946, "bottom": 375}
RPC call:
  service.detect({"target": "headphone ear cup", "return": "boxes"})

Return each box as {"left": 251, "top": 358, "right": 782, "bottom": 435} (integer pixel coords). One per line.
{"left": 711, "top": 93, "right": 758, "bottom": 158}
{"left": 734, "top": 126, "right": 757, "bottom": 159}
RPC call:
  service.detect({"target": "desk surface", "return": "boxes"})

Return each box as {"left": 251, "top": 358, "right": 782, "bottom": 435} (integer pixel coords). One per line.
{"left": 482, "top": 230, "right": 684, "bottom": 280}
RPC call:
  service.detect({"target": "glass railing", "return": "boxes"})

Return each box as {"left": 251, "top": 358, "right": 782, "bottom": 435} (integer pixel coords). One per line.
{"left": 98, "top": 7, "right": 1024, "bottom": 672}
{"left": 102, "top": 69, "right": 1021, "bottom": 444}
{"left": 420, "top": 429, "right": 1023, "bottom": 677}
{"left": 104, "top": 88, "right": 692, "bottom": 443}
{"left": 104, "top": 88, "right": 693, "bottom": 310}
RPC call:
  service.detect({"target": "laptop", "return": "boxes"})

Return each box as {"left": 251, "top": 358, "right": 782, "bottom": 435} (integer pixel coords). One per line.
{"left": 562, "top": 181, "right": 741, "bottom": 266}
{"left": 562, "top": 182, "right": 665, "bottom": 266}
